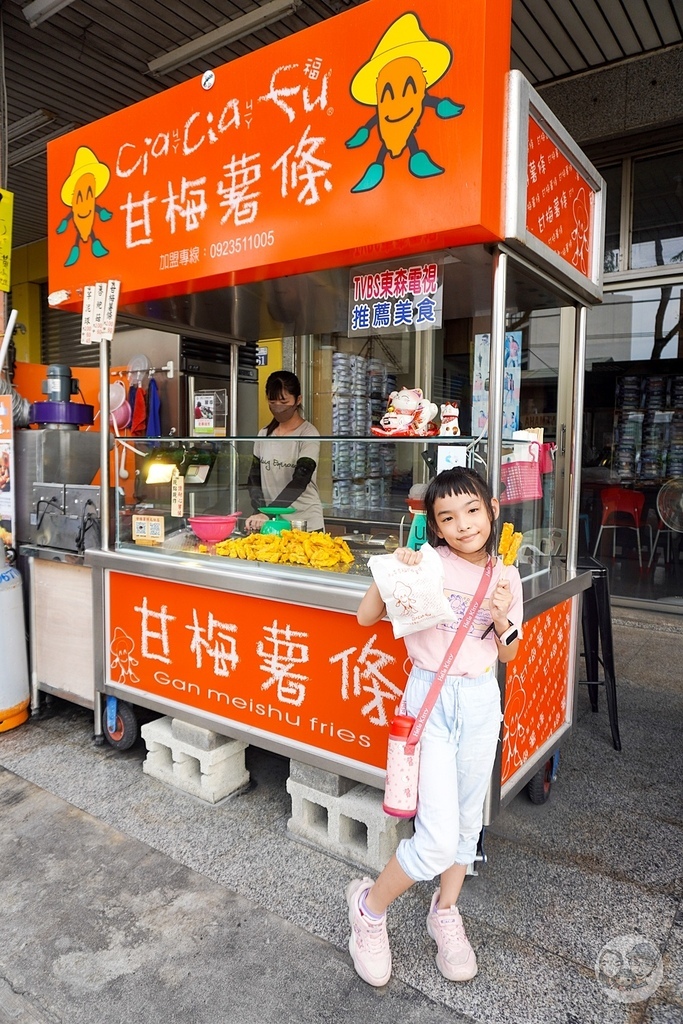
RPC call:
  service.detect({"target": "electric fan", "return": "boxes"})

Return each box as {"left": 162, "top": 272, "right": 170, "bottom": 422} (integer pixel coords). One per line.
{"left": 654, "top": 479, "right": 683, "bottom": 597}
{"left": 657, "top": 478, "right": 683, "bottom": 533}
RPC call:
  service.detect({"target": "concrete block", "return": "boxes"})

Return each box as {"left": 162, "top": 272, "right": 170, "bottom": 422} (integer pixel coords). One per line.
{"left": 170, "top": 717, "right": 224, "bottom": 750}
{"left": 289, "top": 759, "right": 356, "bottom": 797}
{"left": 141, "top": 716, "right": 249, "bottom": 804}
{"left": 286, "top": 775, "right": 413, "bottom": 873}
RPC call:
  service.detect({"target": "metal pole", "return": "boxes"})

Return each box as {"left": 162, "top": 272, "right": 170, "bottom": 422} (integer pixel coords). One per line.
{"left": 565, "top": 304, "right": 586, "bottom": 574}
{"left": 481, "top": 251, "right": 507, "bottom": 830}
{"left": 229, "top": 343, "right": 239, "bottom": 512}
{"left": 99, "top": 338, "right": 110, "bottom": 550}
{"left": 488, "top": 249, "right": 507, "bottom": 498}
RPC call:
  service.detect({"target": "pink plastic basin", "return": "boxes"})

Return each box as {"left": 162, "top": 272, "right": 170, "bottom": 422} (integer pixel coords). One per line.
{"left": 188, "top": 514, "right": 239, "bottom": 543}
{"left": 110, "top": 399, "right": 132, "bottom": 431}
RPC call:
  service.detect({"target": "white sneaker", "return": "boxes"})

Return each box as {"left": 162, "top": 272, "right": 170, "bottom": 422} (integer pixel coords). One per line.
{"left": 426, "top": 889, "right": 478, "bottom": 981}
{"left": 346, "top": 878, "right": 391, "bottom": 986}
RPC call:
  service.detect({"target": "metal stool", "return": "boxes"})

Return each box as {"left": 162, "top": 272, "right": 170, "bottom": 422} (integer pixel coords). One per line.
{"left": 577, "top": 555, "right": 622, "bottom": 751}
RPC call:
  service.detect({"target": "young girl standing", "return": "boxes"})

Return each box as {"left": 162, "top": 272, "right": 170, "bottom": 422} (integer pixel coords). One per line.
{"left": 348, "top": 467, "right": 522, "bottom": 987}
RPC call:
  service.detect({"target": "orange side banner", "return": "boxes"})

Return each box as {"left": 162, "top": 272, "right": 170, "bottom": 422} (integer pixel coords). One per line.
{"left": 501, "top": 599, "right": 573, "bottom": 785}
{"left": 107, "top": 571, "right": 409, "bottom": 771}
{"left": 525, "top": 117, "right": 595, "bottom": 278}
{"left": 47, "top": 0, "right": 511, "bottom": 311}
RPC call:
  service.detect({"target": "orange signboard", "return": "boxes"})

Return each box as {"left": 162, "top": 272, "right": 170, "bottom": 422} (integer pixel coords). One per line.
{"left": 47, "top": 0, "right": 511, "bottom": 311}
{"left": 107, "top": 570, "right": 409, "bottom": 771}
{"left": 501, "top": 599, "right": 572, "bottom": 785}
{"left": 526, "top": 117, "right": 594, "bottom": 278}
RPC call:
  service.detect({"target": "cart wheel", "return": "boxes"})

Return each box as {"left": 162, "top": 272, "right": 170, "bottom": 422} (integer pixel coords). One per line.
{"left": 526, "top": 757, "right": 554, "bottom": 804}
{"left": 102, "top": 701, "right": 138, "bottom": 751}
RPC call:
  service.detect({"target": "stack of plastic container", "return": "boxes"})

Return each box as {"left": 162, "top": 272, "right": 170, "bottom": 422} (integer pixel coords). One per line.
{"left": 668, "top": 377, "right": 683, "bottom": 477}
{"left": 330, "top": 350, "right": 399, "bottom": 510}
{"left": 614, "top": 376, "right": 641, "bottom": 481}
{"left": 331, "top": 353, "right": 369, "bottom": 508}
{"left": 332, "top": 352, "right": 354, "bottom": 436}
{"left": 640, "top": 376, "right": 666, "bottom": 481}
{"left": 368, "top": 358, "right": 387, "bottom": 427}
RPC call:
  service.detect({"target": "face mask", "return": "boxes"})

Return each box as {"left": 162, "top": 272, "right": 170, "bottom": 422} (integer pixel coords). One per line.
{"left": 272, "top": 404, "right": 298, "bottom": 422}
{"left": 269, "top": 397, "right": 300, "bottom": 422}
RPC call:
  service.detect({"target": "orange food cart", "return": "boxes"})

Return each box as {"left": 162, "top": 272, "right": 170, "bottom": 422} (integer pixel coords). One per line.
{"left": 44, "top": 0, "right": 604, "bottom": 818}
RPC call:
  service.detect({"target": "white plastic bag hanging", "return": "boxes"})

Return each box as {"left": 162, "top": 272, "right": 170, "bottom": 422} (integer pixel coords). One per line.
{"left": 368, "top": 543, "right": 456, "bottom": 639}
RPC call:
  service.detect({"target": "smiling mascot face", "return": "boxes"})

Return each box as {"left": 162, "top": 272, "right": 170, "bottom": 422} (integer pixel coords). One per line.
{"left": 376, "top": 56, "right": 427, "bottom": 158}
{"left": 72, "top": 171, "right": 96, "bottom": 241}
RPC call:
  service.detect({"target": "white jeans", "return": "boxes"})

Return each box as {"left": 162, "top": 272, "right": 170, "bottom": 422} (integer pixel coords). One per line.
{"left": 395, "top": 666, "right": 502, "bottom": 882}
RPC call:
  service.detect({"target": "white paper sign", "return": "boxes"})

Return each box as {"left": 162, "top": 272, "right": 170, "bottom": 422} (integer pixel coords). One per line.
{"left": 92, "top": 281, "right": 107, "bottom": 342}
{"left": 436, "top": 444, "right": 468, "bottom": 473}
{"left": 171, "top": 467, "right": 185, "bottom": 518}
{"left": 102, "top": 279, "right": 121, "bottom": 341}
{"left": 81, "top": 286, "right": 95, "bottom": 345}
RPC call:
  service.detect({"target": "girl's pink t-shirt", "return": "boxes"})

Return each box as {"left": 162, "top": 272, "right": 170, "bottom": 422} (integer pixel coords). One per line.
{"left": 403, "top": 546, "right": 523, "bottom": 676}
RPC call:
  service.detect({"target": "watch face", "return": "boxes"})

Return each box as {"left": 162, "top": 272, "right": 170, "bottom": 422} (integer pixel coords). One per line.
{"left": 501, "top": 626, "right": 519, "bottom": 646}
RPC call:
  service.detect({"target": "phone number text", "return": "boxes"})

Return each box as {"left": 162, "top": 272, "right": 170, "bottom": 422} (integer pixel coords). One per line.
{"left": 209, "top": 231, "right": 275, "bottom": 258}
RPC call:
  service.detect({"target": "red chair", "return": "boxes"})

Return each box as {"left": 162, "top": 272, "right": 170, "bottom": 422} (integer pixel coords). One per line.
{"left": 592, "top": 487, "right": 646, "bottom": 568}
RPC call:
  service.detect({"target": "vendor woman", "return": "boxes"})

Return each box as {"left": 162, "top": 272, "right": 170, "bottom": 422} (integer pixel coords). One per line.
{"left": 245, "top": 371, "right": 325, "bottom": 533}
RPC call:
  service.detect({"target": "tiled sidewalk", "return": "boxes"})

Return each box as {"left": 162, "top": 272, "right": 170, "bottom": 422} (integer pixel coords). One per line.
{"left": 0, "top": 612, "right": 681, "bottom": 1024}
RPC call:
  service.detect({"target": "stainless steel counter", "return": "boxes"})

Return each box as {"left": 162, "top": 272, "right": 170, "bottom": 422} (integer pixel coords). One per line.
{"left": 20, "top": 544, "right": 87, "bottom": 566}
{"left": 86, "top": 547, "right": 593, "bottom": 620}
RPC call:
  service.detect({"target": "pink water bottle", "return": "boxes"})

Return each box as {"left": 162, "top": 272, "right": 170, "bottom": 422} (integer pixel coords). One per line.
{"left": 383, "top": 715, "right": 420, "bottom": 817}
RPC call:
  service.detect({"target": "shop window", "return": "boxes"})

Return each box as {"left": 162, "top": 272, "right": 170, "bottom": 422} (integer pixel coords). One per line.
{"left": 631, "top": 150, "right": 683, "bottom": 270}
{"left": 600, "top": 146, "right": 683, "bottom": 276}
{"left": 587, "top": 285, "right": 683, "bottom": 368}
{"left": 583, "top": 284, "right": 683, "bottom": 603}
{"left": 602, "top": 163, "right": 622, "bottom": 274}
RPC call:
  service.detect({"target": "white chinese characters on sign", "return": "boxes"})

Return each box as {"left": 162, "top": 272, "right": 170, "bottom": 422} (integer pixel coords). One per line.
{"left": 329, "top": 634, "right": 401, "bottom": 727}
{"left": 217, "top": 154, "right": 261, "bottom": 226}
{"left": 134, "top": 596, "right": 175, "bottom": 664}
{"left": 186, "top": 609, "right": 239, "bottom": 677}
{"left": 257, "top": 619, "right": 309, "bottom": 706}
{"left": 117, "top": 598, "right": 401, "bottom": 727}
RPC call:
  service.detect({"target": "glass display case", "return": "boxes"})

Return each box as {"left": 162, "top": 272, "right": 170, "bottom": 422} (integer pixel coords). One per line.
{"left": 113, "top": 434, "right": 563, "bottom": 580}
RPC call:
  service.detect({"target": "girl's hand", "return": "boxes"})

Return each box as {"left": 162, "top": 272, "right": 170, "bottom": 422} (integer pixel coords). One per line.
{"left": 245, "top": 513, "right": 268, "bottom": 532}
{"left": 489, "top": 578, "right": 513, "bottom": 625}
{"left": 394, "top": 546, "right": 422, "bottom": 566}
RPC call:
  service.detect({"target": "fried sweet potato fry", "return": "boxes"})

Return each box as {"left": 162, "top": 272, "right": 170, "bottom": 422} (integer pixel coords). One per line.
{"left": 213, "top": 529, "right": 355, "bottom": 569}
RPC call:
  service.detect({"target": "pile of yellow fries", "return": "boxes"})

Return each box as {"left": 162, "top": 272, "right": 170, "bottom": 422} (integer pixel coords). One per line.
{"left": 210, "top": 529, "right": 355, "bottom": 569}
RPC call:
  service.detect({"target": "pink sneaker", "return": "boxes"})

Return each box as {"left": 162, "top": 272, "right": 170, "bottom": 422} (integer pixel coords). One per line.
{"left": 426, "top": 890, "right": 478, "bottom": 981}
{"left": 346, "top": 878, "right": 391, "bottom": 987}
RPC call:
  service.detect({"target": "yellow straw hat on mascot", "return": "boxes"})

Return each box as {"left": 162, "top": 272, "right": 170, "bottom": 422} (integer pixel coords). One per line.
{"left": 350, "top": 13, "right": 452, "bottom": 106}
{"left": 60, "top": 146, "right": 110, "bottom": 206}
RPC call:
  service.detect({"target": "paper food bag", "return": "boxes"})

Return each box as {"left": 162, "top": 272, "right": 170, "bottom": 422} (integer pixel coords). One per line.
{"left": 368, "top": 543, "right": 456, "bottom": 639}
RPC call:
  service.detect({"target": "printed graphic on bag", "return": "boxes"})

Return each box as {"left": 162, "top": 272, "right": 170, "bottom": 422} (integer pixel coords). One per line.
{"left": 368, "top": 543, "right": 456, "bottom": 639}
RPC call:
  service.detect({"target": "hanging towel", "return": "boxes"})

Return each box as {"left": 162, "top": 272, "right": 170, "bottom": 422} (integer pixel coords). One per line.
{"left": 127, "top": 383, "right": 138, "bottom": 419}
{"left": 147, "top": 376, "right": 161, "bottom": 437}
{"left": 131, "top": 385, "right": 147, "bottom": 436}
